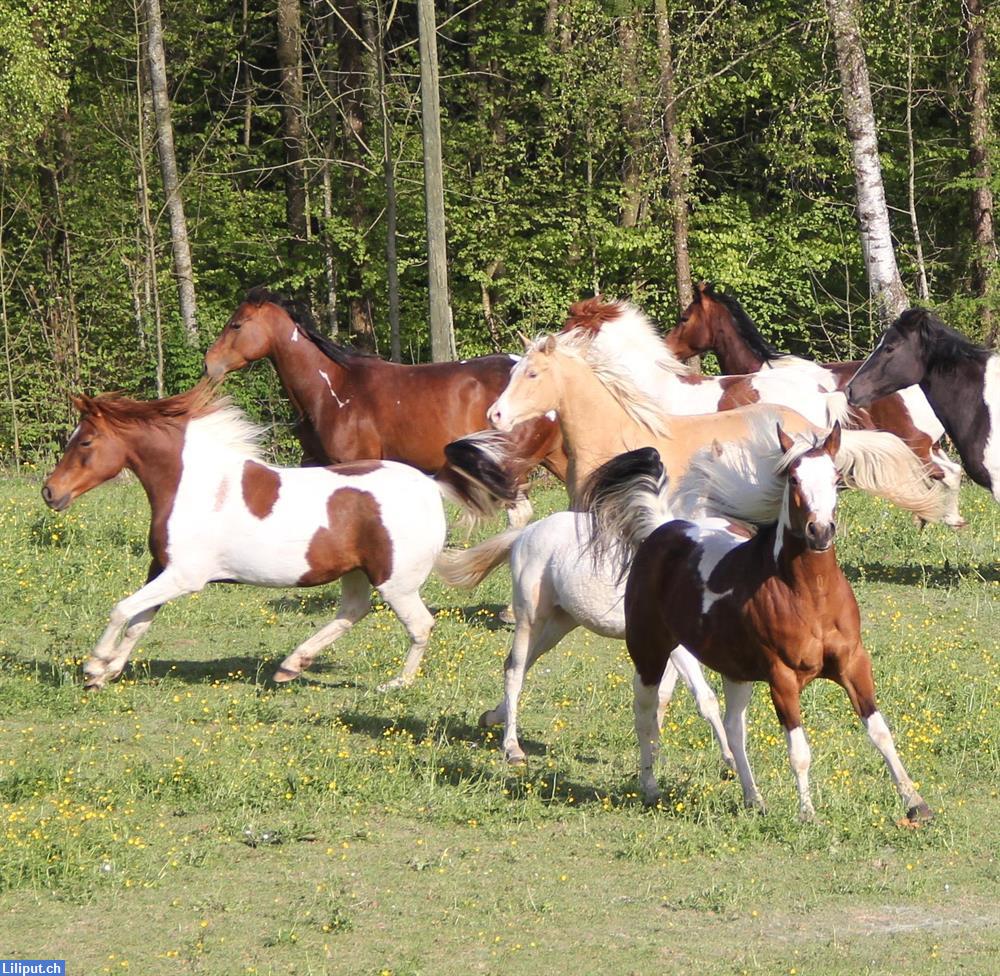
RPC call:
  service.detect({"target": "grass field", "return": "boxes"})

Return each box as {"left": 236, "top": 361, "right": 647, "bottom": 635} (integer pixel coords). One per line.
{"left": 0, "top": 467, "right": 997, "bottom": 975}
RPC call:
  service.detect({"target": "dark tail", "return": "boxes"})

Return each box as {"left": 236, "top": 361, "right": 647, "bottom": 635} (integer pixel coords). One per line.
{"left": 441, "top": 429, "right": 522, "bottom": 515}
{"left": 578, "top": 446, "right": 674, "bottom": 579}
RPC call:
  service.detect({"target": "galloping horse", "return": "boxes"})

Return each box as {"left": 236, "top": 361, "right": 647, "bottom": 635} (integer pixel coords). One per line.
{"left": 480, "top": 318, "right": 953, "bottom": 524}
{"left": 847, "top": 308, "right": 1000, "bottom": 502}
{"left": 662, "top": 283, "right": 964, "bottom": 503}
{"left": 436, "top": 512, "right": 733, "bottom": 767}
{"left": 584, "top": 434, "right": 932, "bottom": 823}
{"left": 204, "top": 288, "right": 566, "bottom": 522}
{"left": 41, "top": 381, "right": 471, "bottom": 691}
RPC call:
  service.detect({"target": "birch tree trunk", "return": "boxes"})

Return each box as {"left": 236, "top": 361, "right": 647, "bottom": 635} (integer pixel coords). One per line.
{"left": 417, "top": 0, "right": 455, "bottom": 361}
{"left": 825, "top": 0, "right": 908, "bottom": 325}
{"left": 965, "top": 0, "right": 998, "bottom": 345}
{"left": 653, "top": 0, "right": 693, "bottom": 311}
{"left": 619, "top": 13, "right": 644, "bottom": 229}
{"left": 276, "top": 0, "right": 307, "bottom": 244}
{"left": 144, "top": 0, "right": 197, "bottom": 341}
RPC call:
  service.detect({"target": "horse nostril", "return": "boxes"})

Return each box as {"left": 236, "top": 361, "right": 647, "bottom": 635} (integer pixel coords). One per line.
{"left": 41, "top": 484, "right": 52, "bottom": 503}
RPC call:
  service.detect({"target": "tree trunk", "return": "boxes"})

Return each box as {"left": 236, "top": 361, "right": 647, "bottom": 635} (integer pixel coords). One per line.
{"left": 145, "top": 0, "right": 197, "bottom": 342}
{"left": 825, "top": 0, "right": 908, "bottom": 325}
{"left": 276, "top": 0, "right": 307, "bottom": 244}
{"left": 965, "top": 0, "right": 998, "bottom": 344}
{"left": 375, "top": 0, "right": 401, "bottom": 362}
{"left": 417, "top": 0, "right": 455, "bottom": 361}
{"left": 619, "top": 13, "right": 644, "bottom": 229}
{"left": 905, "top": 10, "right": 930, "bottom": 302}
{"left": 336, "top": 1, "right": 376, "bottom": 351}
{"left": 653, "top": 0, "right": 693, "bottom": 311}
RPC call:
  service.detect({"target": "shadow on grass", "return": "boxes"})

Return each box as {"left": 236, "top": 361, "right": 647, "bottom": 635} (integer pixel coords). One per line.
{"left": 841, "top": 560, "right": 1000, "bottom": 587}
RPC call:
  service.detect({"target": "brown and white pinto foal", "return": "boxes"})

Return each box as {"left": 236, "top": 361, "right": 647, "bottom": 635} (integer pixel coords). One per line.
{"left": 42, "top": 381, "right": 456, "bottom": 691}
{"left": 585, "top": 429, "right": 932, "bottom": 823}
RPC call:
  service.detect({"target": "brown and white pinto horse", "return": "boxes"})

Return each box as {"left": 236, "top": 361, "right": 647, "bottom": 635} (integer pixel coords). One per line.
{"left": 663, "top": 283, "right": 965, "bottom": 510}
{"left": 41, "top": 381, "right": 466, "bottom": 691}
{"left": 584, "top": 433, "right": 933, "bottom": 823}
{"left": 204, "top": 288, "right": 566, "bottom": 520}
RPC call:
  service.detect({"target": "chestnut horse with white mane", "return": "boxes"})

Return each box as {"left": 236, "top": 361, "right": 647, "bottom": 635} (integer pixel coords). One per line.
{"left": 584, "top": 434, "right": 932, "bottom": 823}
{"left": 204, "top": 288, "right": 564, "bottom": 520}
{"left": 42, "top": 381, "right": 471, "bottom": 691}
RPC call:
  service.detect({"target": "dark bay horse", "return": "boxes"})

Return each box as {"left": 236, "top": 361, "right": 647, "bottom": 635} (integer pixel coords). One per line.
{"left": 847, "top": 308, "right": 1000, "bottom": 501}
{"left": 41, "top": 381, "right": 479, "bottom": 691}
{"left": 662, "top": 283, "right": 964, "bottom": 501}
{"left": 204, "top": 289, "right": 567, "bottom": 520}
{"left": 584, "top": 434, "right": 933, "bottom": 823}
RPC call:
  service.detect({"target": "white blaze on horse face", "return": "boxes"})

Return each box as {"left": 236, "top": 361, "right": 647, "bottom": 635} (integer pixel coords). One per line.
{"left": 983, "top": 355, "right": 1000, "bottom": 498}
{"left": 777, "top": 453, "right": 838, "bottom": 560}
{"left": 318, "top": 369, "right": 351, "bottom": 409}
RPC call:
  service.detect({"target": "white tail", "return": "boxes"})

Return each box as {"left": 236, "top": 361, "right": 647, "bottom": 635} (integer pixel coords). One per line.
{"left": 435, "top": 527, "right": 523, "bottom": 589}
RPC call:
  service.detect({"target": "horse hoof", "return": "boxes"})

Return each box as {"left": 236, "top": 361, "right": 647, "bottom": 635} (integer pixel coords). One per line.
{"left": 478, "top": 710, "right": 501, "bottom": 728}
{"left": 505, "top": 751, "right": 527, "bottom": 766}
{"left": 377, "top": 677, "right": 409, "bottom": 693}
{"left": 82, "top": 679, "right": 104, "bottom": 692}
{"left": 272, "top": 666, "right": 301, "bottom": 684}
{"left": 905, "top": 802, "right": 934, "bottom": 824}
{"left": 498, "top": 606, "right": 516, "bottom": 625}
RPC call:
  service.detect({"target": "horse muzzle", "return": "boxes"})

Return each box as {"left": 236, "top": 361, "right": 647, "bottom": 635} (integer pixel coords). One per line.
{"left": 805, "top": 520, "right": 836, "bottom": 551}
{"left": 41, "top": 483, "right": 72, "bottom": 512}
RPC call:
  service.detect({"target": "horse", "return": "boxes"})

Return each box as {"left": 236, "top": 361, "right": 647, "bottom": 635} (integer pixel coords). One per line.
{"left": 582, "top": 430, "right": 933, "bottom": 823}
{"left": 203, "top": 288, "right": 567, "bottom": 524}
{"left": 40, "top": 380, "right": 475, "bottom": 691}
{"left": 662, "top": 282, "right": 965, "bottom": 508}
{"left": 847, "top": 308, "right": 1000, "bottom": 502}
{"left": 436, "top": 511, "right": 734, "bottom": 768}
{"left": 471, "top": 317, "right": 953, "bottom": 526}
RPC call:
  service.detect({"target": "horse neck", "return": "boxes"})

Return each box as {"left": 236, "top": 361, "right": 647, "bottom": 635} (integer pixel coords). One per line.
{"left": 552, "top": 353, "right": 668, "bottom": 496}
{"left": 772, "top": 524, "right": 842, "bottom": 596}
{"left": 268, "top": 323, "right": 350, "bottom": 420}
{"left": 711, "top": 321, "right": 766, "bottom": 374}
{"left": 920, "top": 354, "right": 990, "bottom": 449}
{"left": 119, "top": 422, "right": 187, "bottom": 518}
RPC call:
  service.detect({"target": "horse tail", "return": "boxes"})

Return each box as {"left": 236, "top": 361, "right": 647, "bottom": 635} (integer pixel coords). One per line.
{"left": 821, "top": 390, "right": 853, "bottom": 428}
{"left": 435, "top": 528, "right": 523, "bottom": 589}
{"left": 435, "top": 429, "right": 522, "bottom": 520}
{"left": 835, "top": 429, "right": 956, "bottom": 525}
{"left": 579, "top": 447, "right": 674, "bottom": 580}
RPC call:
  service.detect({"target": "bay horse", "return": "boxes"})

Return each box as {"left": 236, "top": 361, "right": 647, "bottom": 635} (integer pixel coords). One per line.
{"left": 847, "top": 308, "right": 1000, "bottom": 502}
{"left": 477, "top": 318, "right": 952, "bottom": 525}
{"left": 204, "top": 288, "right": 566, "bottom": 522}
{"left": 41, "top": 380, "right": 471, "bottom": 691}
{"left": 436, "top": 511, "right": 733, "bottom": 767}
{"left": 583, "top": 432, "right": 933, "bottom": 823}
{"left": 662, "top": 282, "right": 965, "bottom": 508}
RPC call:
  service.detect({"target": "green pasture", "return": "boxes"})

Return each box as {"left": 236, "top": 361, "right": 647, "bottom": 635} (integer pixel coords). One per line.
{"left": 0, "top": 470, "right": 997, "bottom": 975}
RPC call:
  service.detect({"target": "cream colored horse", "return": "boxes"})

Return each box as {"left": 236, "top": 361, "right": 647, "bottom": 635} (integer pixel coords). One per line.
{"left": 486, "top": 331, "right": 953, "bottom": 525}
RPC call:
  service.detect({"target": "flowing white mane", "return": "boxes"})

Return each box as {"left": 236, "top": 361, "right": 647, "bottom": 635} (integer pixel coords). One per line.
{"left": 186, "top": 403, "right": 267, "bottom": 461}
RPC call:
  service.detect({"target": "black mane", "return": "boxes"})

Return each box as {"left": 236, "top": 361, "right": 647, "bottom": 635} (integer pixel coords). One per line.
{"left": 702, "top": 284, "right": 784, "bottom": 361}
{"left": 896, "top": 308, "right": 991, "bottom": 370}
{"left": 242, "top": 287, "right": 375, "bottom": 367}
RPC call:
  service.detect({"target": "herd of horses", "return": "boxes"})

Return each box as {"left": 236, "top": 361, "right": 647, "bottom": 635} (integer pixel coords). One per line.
{"left": 41, "top": 283, "right": 1000, "bottom": 823}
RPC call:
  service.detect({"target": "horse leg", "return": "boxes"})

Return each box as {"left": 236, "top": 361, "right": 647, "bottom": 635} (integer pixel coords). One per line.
{"left": 99, "top": 560, "right": 164, "bottom": 683}
{"left": 375, "top": 580, "right": 436, "bottom": 692}
{"left": 506, "top": 491, "right": 533, "bottom": 530}
{"left": 633, "top": 670, "right": 664, "bottom": 805}
{"left": 768, "top": 670, "right": 815, "bottom": 821}
{"left": 721, "top": 677, "right": 765, "bottom": 812}
{"left": 497, "top": 609, "right": 575, "bottom": 764}
{"left": 833, "top": 646, "right": 932, "bottom": 822}
{"left": 273, "top": 570, "right": 371, "bottom": 682}
{"left": 85, "top": 569, "right": 197, "bottom": 690}
{"left": 667, "top": 647, "right": 734, "bottom": 772}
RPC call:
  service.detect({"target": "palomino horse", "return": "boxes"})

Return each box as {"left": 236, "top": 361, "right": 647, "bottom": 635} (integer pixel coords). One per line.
{"left": 436, "top": 512, "right": 734, "bottom": 768}
{"left": 583, "top": 432, "right": 933, "bottom": 823}
{"left": 663, "top": 282, "right": 964, "bottom": 504}
{"left": 480, "top": 321, "right": 953, "bottom": 525}
{"left": 41, "top": 381, "right": 472, "bottom": 691}
{"left": 847, "top": 308, "right": 1000, "bottom": 502}
{"left": 203, "top": 288, "right": 566, "bottom": 521}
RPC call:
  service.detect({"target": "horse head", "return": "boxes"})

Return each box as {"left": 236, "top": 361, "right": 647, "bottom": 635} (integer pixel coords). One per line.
{"left": 204, "top": 288, "right": 292, "bottom": 379}
{"left": 487, "top": 335, "right": 560, "bottom": 431}
{"left": 777, "top": 422, "right": 841, "bottom": 552}
{"left": 846, "top": 309, "right": 937, "bottom": 406}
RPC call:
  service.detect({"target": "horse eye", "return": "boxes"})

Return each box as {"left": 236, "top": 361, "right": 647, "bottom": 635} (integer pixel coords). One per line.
{"left": 79, "top": 439, "right": 93, "bottom": 448}
{"left": 230, "top": 321, "right": 242, "bottom": 331}
{"left": 526, "top": 370, "right": 538, "bottom": 379}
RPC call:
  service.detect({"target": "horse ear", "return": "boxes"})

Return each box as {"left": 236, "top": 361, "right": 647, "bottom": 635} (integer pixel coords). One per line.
{"left": 823, "top": 421, "right": 842, "bottom": 458}
{"left": 517, "top": 330, "right": 531, "bottom": 350}
{"left": 71, "top": 395, "right": 86, "bottom": 414}
{"left": 776, "top": 424, "right": 795, "bottom": 454}
{"left": 542, "top": 335, "right": 557, "bottom": 355}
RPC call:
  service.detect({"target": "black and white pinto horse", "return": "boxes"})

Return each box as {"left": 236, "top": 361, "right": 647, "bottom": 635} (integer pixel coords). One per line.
{"left": 847, "top": 309, "right": 1000, "bottom": 502}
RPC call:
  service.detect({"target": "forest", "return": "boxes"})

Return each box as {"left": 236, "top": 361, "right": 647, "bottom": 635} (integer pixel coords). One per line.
{"left": 1, "top": 0, "right": 997, "bottom": 463}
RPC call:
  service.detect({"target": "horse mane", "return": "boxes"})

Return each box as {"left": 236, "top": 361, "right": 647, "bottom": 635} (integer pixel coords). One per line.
{"left": 897, "top": 308, "right": 992, "bottom": 369}
{"left": 563, "top": 296, "right": 629, "bottom": 334}
{"left": 699, "top": 283, "right": 784, "bottom": 363}
{"left": 76, "top": 379, "right": 265, "bottom": 460}
{"left": 540, "top": 325, "right": 671, "bottom": 437}
{"left": 242, "top": 286, "right": 375, "bottom": 367}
